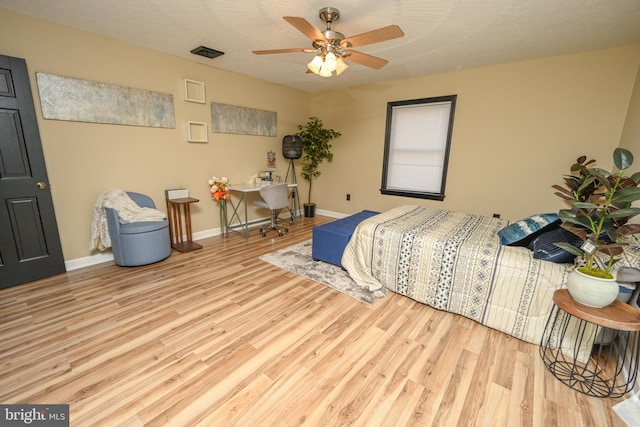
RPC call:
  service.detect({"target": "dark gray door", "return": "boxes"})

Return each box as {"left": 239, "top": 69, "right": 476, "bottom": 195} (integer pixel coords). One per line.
{"left": 0, "top": 54, "right": 65, "bottom": 289}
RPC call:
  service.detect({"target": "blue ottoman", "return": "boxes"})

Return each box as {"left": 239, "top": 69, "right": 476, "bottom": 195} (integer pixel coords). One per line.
{"left": 312, "top": 210, "right": 380, "bottom": 268}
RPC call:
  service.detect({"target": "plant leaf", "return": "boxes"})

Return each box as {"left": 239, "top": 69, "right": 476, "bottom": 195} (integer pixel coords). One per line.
{"left": 553, "top": 242, "right": 584, "bottom": 256}
{"left": 612, "top": 187, "right": 640, "bottom": 203}
{"left": 616, "top": 223, "right": 640, "bottom": 236}
{"left": 558, "top": 210, "right": 594, "bottom": 231}
{"left": 551, "top": 184, "right": 573, "bottom": 196}
{"left": 597, "top": 244, "right": 624, "bottom": 257}
{"left": 576, "top": 175, "right": 598, "bottom": 194}
{"left": 617, "top": 176, "right": 638, "bottom": 188}
{"left": 613, "top": 147, "right": 633, "bottom": 170}
{"left": 588, "top": 167, "right": 612, "bottom": 191}
{"left": 573, "top": 202, "right": 599, "bottom": 209}
{"left": 554, "top": 191, "right": 574, "bottom": 201}
{"left": 607, "top": 207, "right": 640, "bottom": 218}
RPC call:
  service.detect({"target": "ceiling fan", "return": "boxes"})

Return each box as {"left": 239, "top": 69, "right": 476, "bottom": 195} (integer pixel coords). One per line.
{"left": 252, "top": 7, "right": 404, "bottom": 77}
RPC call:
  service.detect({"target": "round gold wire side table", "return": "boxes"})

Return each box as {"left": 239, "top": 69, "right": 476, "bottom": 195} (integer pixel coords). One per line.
{"left": 539, "top": 289, "right": 640, "bottom": 398}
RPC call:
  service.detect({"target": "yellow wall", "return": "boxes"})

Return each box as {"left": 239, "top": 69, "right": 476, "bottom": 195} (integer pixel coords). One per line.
{"left": 310, "top": 46, "right": 640, "bottom": 220}
{"left": 0, "top": 9, "right": 311, "bottom": 261}
{"left": 620, "top": 63, "right": 640, "bottom": 167}
{"left": 2, "top": 8, "right": 640, "bottom": 264}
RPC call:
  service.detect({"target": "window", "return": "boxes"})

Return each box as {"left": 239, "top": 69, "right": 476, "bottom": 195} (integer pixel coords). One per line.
{"left": 381, "top": 95, "right": 457, "bottom": 201}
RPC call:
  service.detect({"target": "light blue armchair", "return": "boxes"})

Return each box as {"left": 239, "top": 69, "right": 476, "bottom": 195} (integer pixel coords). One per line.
{"left": 105, "top": 192, "right": 171, "bottom": 266}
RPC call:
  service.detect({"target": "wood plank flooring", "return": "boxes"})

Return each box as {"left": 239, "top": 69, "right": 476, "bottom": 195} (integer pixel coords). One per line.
{"left": 0, "top": 215, "right": 630, "bottom": 426}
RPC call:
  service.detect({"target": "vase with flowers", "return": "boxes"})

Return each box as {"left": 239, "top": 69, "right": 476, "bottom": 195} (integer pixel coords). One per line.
{"left": 552, "top": 148, "right": 640, "bottom": 307}
{"left": 208, "top": 176, "right": 231, "bottom": 237}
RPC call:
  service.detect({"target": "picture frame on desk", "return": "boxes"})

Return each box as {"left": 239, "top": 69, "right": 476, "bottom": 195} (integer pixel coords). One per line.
{"left": 165, "top": 188, "right": 189, "bottom": 200}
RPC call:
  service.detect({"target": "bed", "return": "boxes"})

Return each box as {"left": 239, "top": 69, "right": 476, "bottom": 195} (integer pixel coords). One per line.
{"left": 341, "top": 205, "right": 573, "bottom": 345}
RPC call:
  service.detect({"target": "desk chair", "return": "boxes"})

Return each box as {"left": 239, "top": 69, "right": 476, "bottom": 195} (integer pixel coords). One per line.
{"left": 253, "top": 183, "right": 289, "bottom": 237}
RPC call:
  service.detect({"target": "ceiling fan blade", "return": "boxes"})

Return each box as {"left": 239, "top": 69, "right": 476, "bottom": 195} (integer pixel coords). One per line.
{"left": 342, "top": 25, "right": 404, "bottom": 48}
{"left": 283, "top": 16, "right": 326, "bottom": 41}
{"left": 343, "top": 50, "right": 389, "bottom": 69}
{"left": 253, "top": 48, "right": 310, "bottom": 55}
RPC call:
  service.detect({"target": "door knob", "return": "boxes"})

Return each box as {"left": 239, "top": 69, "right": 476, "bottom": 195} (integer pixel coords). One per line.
{"left": 36, "top": 182, "right": 47, "bottom": 190}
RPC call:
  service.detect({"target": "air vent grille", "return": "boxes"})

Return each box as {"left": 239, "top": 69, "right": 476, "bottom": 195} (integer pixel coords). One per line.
{"left": 190, "top": 46, "right": 225, "bottom": 59}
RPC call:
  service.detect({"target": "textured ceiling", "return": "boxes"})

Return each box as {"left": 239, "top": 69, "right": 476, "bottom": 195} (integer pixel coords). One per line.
{"left": 2, "top": 0, "right": 640, "bottom": 93}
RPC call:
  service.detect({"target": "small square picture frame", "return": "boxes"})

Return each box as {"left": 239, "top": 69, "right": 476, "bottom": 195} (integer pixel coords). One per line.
{"left": 187, "top": 121, "right": 208, "bottom": 142}
{"left": 184, "top": 79, "right": 205, "bottom": 103}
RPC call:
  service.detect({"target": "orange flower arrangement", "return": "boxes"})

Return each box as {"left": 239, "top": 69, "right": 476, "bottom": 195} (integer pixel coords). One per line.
{"left": 208, "top": 176, "right": 231, "bottom": 202}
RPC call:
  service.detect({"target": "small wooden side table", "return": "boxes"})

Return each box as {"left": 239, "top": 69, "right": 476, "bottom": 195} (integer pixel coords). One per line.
{"left": 166, "top": 197, "right": 202, "bottom": 252}
{"left": 539, "top": 289, "right": 640, "bottom": 398}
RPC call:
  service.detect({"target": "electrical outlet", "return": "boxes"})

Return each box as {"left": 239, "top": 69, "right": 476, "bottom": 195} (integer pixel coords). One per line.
{"left": 346, "top": 193, "right": 351, "bottom": 201}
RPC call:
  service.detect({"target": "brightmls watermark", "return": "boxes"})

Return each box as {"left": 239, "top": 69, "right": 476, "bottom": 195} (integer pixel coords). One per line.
{"left": 1, "top": 405, "right": 69, "bottom": 426}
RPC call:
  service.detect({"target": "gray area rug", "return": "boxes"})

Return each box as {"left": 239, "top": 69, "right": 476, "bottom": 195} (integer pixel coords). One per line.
{"left": 259, "top": 240, "right": 388, "bottom": 305}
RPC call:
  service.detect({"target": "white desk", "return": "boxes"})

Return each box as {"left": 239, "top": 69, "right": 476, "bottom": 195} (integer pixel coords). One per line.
{"left": 227, "top": 183, "right": 298, "bottom": 239}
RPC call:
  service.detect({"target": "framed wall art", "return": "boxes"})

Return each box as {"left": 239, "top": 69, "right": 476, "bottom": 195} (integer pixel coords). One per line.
{"left": 186, "top": 121, "right": 208, "bottom": 142}
{"left": 211, "top": 102, "right": 277, "bottom": 137}
{"left": 36, "top": 73, "right": 175, "bottom": 128}
{"left": 184, "top": 79, "right": 205, "bottom": 103}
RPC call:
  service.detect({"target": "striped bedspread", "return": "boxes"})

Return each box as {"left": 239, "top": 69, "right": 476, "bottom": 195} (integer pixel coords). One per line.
{"left": 342, "top": 205, "right": 572, "bottom": 344}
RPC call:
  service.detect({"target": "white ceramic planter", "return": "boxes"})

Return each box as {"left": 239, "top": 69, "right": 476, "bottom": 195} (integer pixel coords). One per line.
{"left": 566, "top": 269, "right": 619, "bottom": 308}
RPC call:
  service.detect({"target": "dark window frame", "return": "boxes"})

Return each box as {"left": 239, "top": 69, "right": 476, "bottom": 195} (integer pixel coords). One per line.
{"left": 380, "top": 95, "right": 457, "bottom": 201}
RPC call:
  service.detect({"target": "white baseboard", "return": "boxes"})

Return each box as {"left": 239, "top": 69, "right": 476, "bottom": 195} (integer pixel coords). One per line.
{"left": 315, "top": 208, "right": 348, "bottom": 219}
{"left": 613, "top": 393, "right": 640, "bottom": 425}
{"left": 66, "top": 224, "right": 230, "bottom": 271}
{"left": 65, "top": 252, "right": 115, "bottom": 271}
{"left": 64, "top": 211, "right": 313, "bottom": 271}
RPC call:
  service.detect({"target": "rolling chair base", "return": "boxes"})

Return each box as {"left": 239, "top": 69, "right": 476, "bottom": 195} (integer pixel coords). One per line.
{"left": 259, "top": 213, "right": 289, "bottom": 237}
{"left": 259, "top": 225, "right": 289, "bottom": 237}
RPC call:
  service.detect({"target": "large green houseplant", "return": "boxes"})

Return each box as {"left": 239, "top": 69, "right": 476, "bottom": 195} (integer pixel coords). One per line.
{"left": 296, "top": 116, "right": 341, "bottom": 217}
{"left": 552, "top": 148, "right": 640, "bottom": 280}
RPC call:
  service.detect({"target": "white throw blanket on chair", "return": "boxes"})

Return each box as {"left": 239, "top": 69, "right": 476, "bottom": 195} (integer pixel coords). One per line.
{"left": 90, "top": 188, "right": 167, "bottom": 251}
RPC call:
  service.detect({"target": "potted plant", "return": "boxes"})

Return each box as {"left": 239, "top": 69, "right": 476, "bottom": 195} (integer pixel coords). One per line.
{"left": 552, "top": 147, "right": 640, "bottom": 307}
{"left": 296, "top": 116, "right": 341, "bottom": 217}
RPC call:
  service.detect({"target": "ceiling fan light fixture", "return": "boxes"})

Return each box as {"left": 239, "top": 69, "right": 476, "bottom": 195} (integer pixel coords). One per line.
{"left": 258, "top": 7, "right": 404, "bottom": 78}
{"left": 318, "top": 65, "right": 332, "bottom": 77}
{"left": 307, "top": 55, "right": 324, "bottom": 74}
{"left": 324, "top": 51, "right": 338, "bottom": 72}
{"left": 335, "top": 56, "right": 348, "bottom": 75}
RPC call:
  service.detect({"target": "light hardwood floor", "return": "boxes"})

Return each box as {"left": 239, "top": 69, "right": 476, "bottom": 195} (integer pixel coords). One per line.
{"left": 0, "top": 215, "right": 631, "bottom": 426}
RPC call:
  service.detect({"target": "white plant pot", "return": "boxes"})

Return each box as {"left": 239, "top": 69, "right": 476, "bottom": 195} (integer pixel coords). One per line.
{"left": 566, "top": 269, "right": 619, "bottom": 308}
